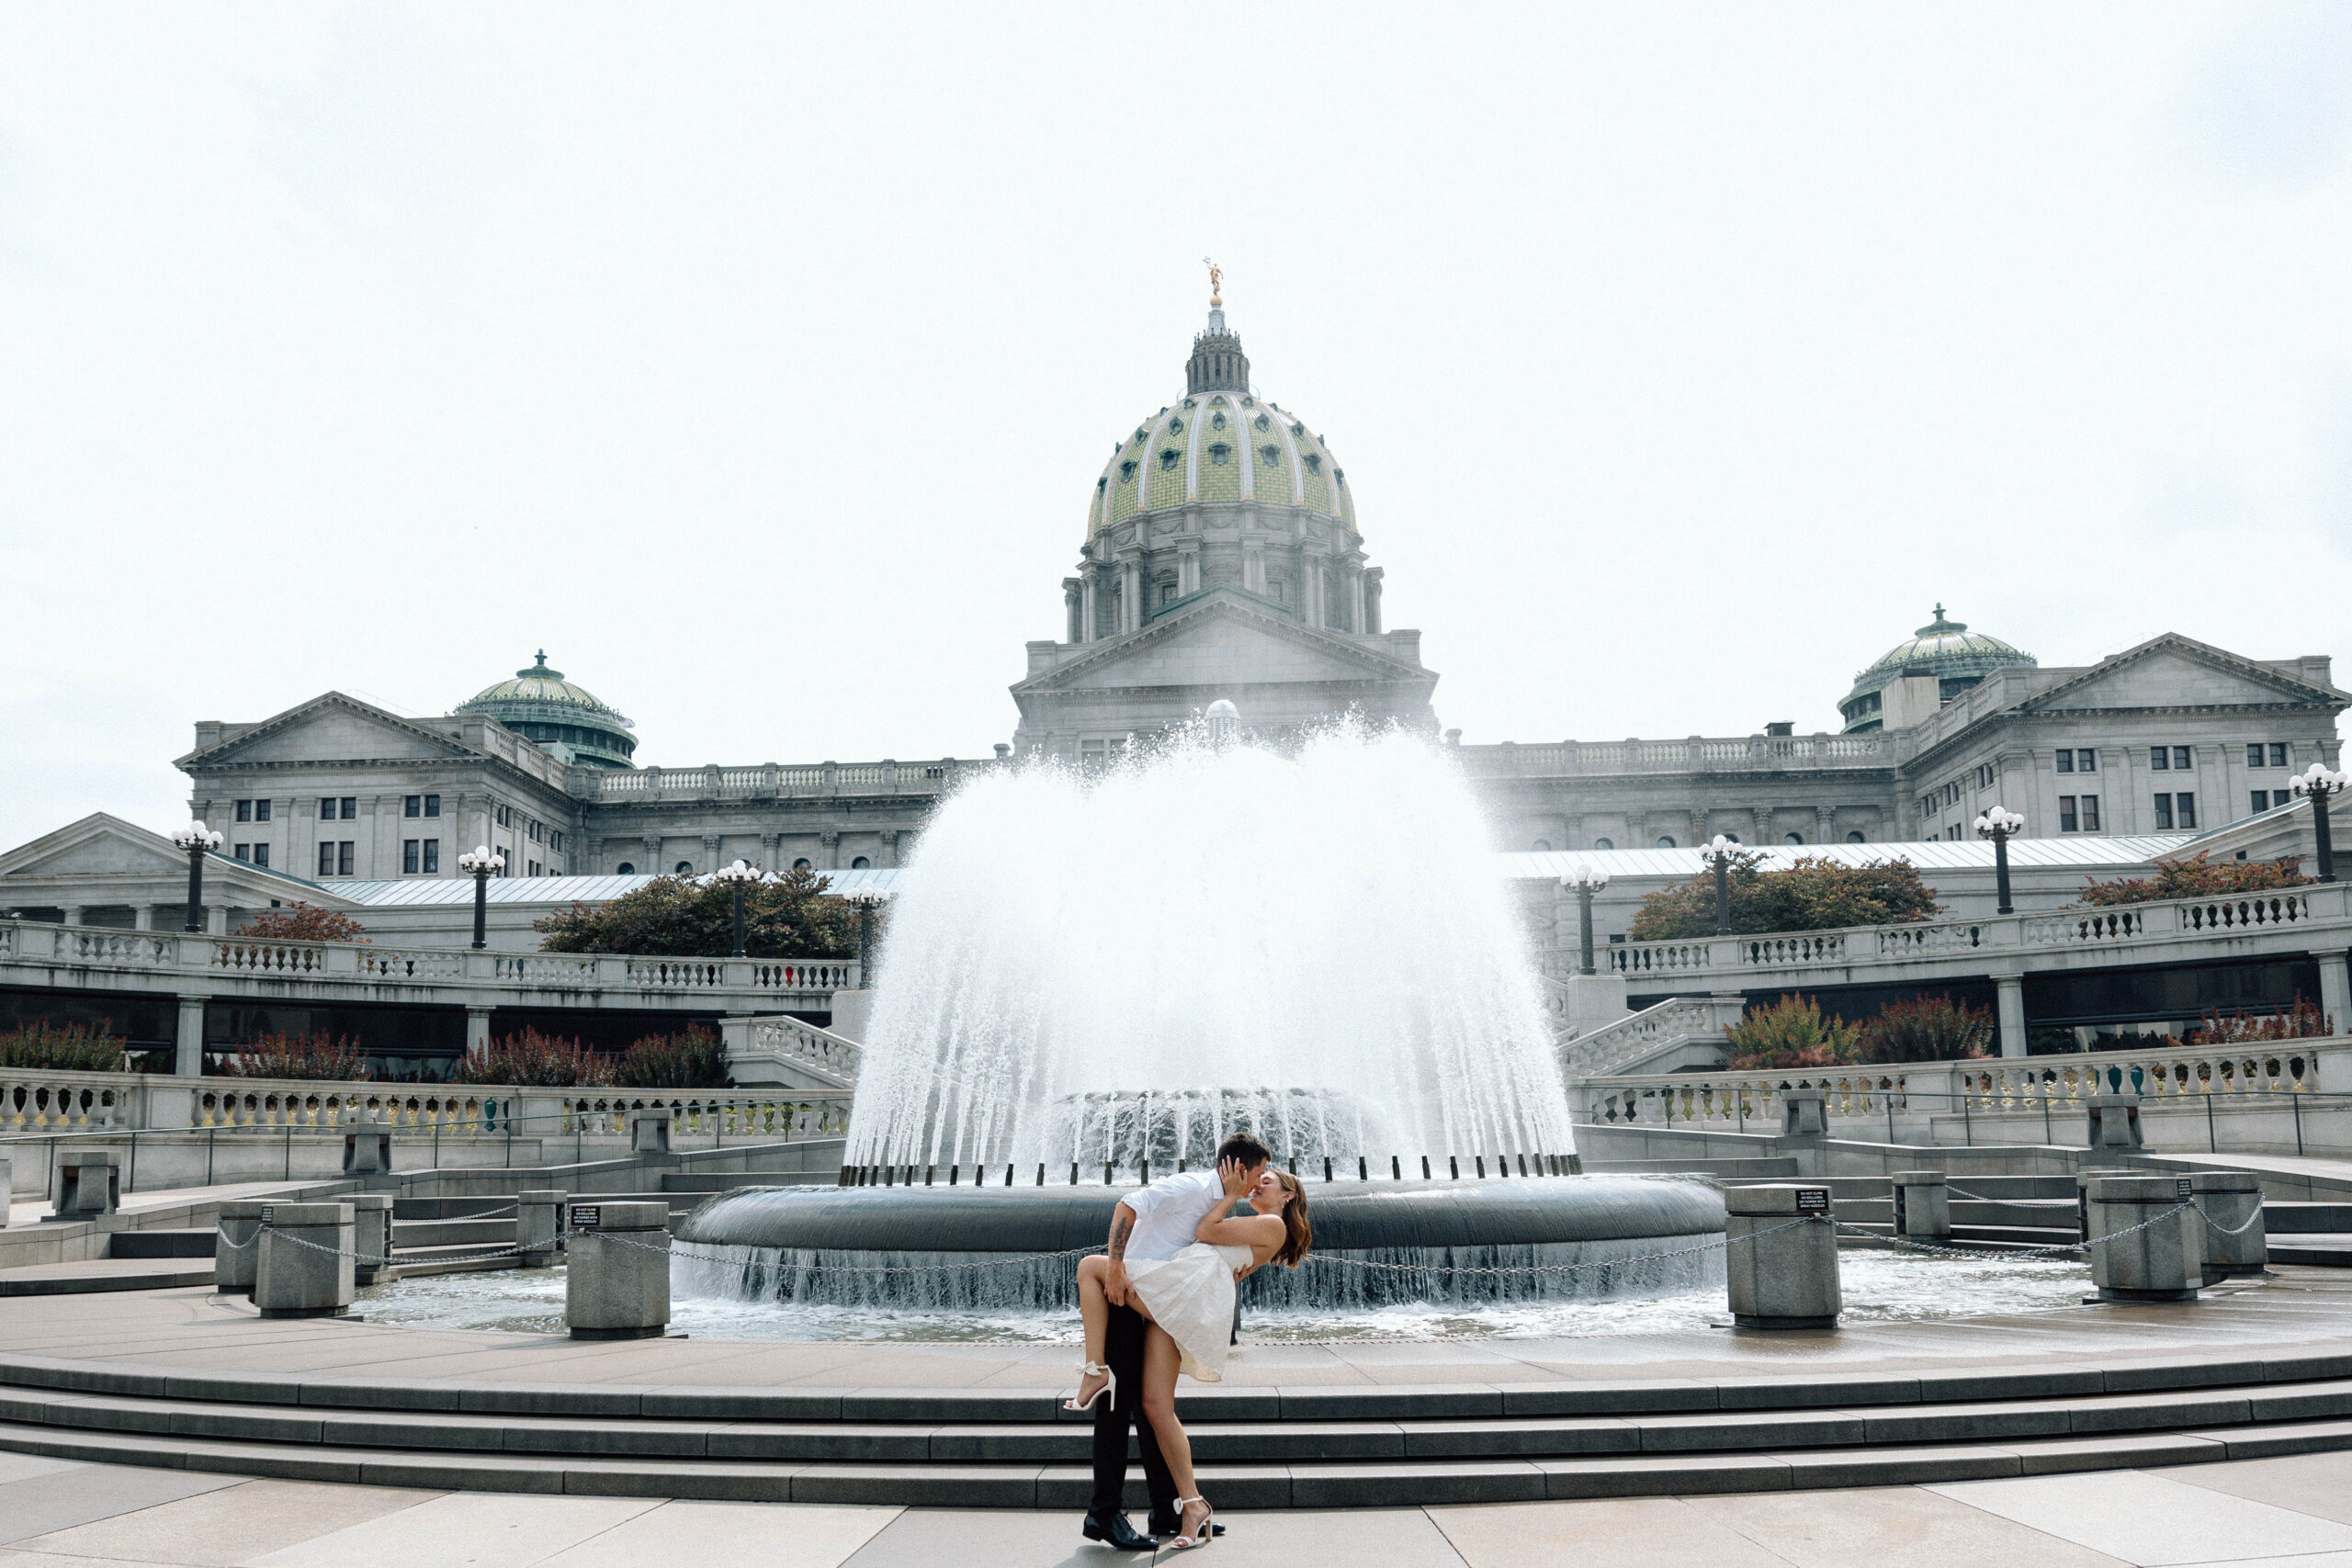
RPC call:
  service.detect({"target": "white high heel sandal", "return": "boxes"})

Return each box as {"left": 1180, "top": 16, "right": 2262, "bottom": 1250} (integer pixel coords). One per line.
{"left": 1061, "top": 1360, "right": 1114, "bottom": 1413}
{"left": 1170, "top": 1496, "right": 1215, "bottom": 1549}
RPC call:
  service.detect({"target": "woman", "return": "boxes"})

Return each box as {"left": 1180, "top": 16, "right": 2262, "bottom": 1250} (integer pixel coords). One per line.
{"left": 1067, "top": 1163, "right": 1312, "bottom": 1549}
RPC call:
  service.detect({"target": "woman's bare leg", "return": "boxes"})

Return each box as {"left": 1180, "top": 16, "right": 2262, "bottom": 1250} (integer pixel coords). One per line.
{"left": 1071, "top": 1257, "right": 1113, "bottom": 1404}
{"left": 1139, "top": 1325, "right": 1206, "bottom": 1534}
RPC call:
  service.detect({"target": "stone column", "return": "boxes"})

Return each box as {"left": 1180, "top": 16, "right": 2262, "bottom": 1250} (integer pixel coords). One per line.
{"left": 254, "top": 1201, "right": 356, "bottom": 1318}
{"left": 565, "top": 1201, "right": 671, "bottom": 1340}
{"left": 175, "top": 996, "right": 207, "bottom": 1077}
{"left": 61, "top": 906, "right": 83, "bottom": 927}
{"left": 1724, "top": 1184, "right": 1839, "bottom": 1329}
{"left": 1815, "top": 807, "right": 1837, "bottom": 844}
{"left": 2317, "top": 950, "right": 2351, "bottom": 1035}
{"left": 2086, "top": 1176, "right": 2199, "bottom": 1303}
{"left": 641, "top": 837, "right": 661, "bottom": 874}
{"left": 133, "top": 906, "right": 153, "bottom": 932}
{"left": 1995, "top": 976, "right": 2027, "bottom": 1058}
{"left": 1752, "top": 807, "right": 1773, "bottom": 844}
{"left": 1891, "top": 1171, "right": 1952, "bottom": 1240}
{"left": 1080, "top": 572, "right": 1098, "bottom": 642}
{"left": 700, "top": 836, "right": 719, "bottom": 874}
{"left": 820, "top": 831, "right": 840, "bottom": 869}
{"left": 2189, "top": 1171, "right": 2266, "bottom": 1281}
{"left": 465, "top": 1008, "right": 492, "bottom": 1061}
{"left": 759, "top": 833, "right": 779, "bottom": 871}
{"left": 1120, "top": 560, "right": 1140, "bottom": 633}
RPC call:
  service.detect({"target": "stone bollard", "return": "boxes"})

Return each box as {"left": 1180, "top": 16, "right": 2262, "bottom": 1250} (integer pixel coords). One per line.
{"left": 2086, "top": 1093, "right": 2143, "bottom": 1150}
{"left": 2189, "top": 1171, "right": 2267, "bottom": 1282}
{"left": 1891, "top": 1170, "right": 1952, "bottom": 1242}
{"left": 343, "top": 1123, "right": 392, "bottom": 1177}
{"left": 1725, "top": 1184, "right": 1840, "bottom": 1329}
{"left": 350, "top": 1195, "right": 395, "bottom": 1287}
{"left": 0, "top": 1154, "right": 12, "bottom": 1229}
{"left": 51, "top": 1148, "right": 119, "bottom": 1220}
{"left": 2075, "top": 1167, "right": 2140, "bottom": 1242}
{"left": 517, "top": 1190, "right": 565, "bottom": 1268}
{"left": 2087, "top": 1176, "right": 2201, "bottom": 1303}
{"left": 1780, "top": 1090, "right": 1828, "bottom": 1139}
{"left": 565, "top": 1201, "right": 671, "bottom": 1340}
{"left": 629, "top": 1109, "right": 673, "bottom": 1156}
{"left": 254, "top": 1202, "right": 356, "bottom": 1318}
{"left": 215, "top": 1199, "right": 271, "bottom": 1293}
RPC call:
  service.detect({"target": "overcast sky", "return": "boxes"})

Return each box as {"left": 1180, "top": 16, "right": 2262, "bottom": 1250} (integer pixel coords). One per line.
{"left": 4, "top": 3, "right": 2350, "bottom": 849}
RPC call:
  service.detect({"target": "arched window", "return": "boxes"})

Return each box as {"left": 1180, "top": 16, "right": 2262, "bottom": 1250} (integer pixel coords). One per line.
{"left": 616, "top": 863, "right": 635, "bottom": 875}
{"left": 851, "top": 856, "right": 872, "bottom": 869}
{"left": 1724, "top": 833, "right": 1740, "bottom": 843}
{"left": 1783, "top": 832, "right": 1804, "bottom": 844}
{"left": 793, "top": 858, "right": 812, "bottom": 869}
{"left": 1593, "top": 838, "right": 1614, "bottom": 851}
{"left": 1657, "top": 836, "right": 1677, "bottom": 849}
{"left": 674, "top": 861, "right": 695, "bottom": 874}
{"left": 1532, "top": 840, "right": 1552, "bottom": 852}
{"left": 1845, "top": 831, "right": 1866, "bottom": 843}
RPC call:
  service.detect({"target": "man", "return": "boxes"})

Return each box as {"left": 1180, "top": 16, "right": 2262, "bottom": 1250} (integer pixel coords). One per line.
{"left": 1082, "top": 1133, "right": 1268, "bottom": 1550}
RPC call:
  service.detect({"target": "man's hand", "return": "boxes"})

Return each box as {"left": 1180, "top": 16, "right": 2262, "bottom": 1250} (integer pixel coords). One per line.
{"left": 1217, "top": 1156, "right": 1250, "bottom": 1197}
{"left": 1105, "top": 1259, "right": 1131, "bottom": 1307}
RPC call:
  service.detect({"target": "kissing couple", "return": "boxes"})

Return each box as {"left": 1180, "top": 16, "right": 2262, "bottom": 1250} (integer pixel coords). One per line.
{"left": 1064, "top": 1134, "right": 1312, "bottom": 1551}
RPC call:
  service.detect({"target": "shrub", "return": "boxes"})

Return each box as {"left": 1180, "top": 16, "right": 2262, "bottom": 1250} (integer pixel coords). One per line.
{"left": 535, "top": 867, "right": 858, "bottom": 958}
{"left": 450, "top": 1028, "right": 611, "bottom": 1087}
{"left": 2079, "top": 852, "right": 2314, "bottom": 908}
{"left": 2190, "top": 994, "right": 2332, "bottom": 1044}
{"left": 215, "top": 1032, "right": 371, "bottom": 1079}
{"left": 1632, "top": 852, "right": 1944, "bottom": 941}
{"left": 1724, "top": 994, "right": 1862, "bottom": 1070}
{"left": 1858, "top": 994, "right": 1995, "bottom": 1063}
{"left": 233, "top": 904, "right": 368, "bottom": 943}
{"left": 0, "top": 1021, "right": 130, "bottom": 1072}
{"left": 609, "top": 1026, "right": 730, "bottom": 1089}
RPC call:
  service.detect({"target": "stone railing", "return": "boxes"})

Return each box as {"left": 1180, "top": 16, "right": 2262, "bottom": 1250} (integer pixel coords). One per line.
{"left": 1582, "top": 1067, "right": 1911, "bottom": 1131}
{"left": 1954, "top": 1040, "right": 2338, "bottom": 1111}
{"left": 1557, "top": 997, "right": 1733, "bottom": 1079}
{"left": 0, "top": 1070, "right": 131, "bottom": 1132}
{"left": 584, "top": 757, "right": 994, "bottom": 803}
{"left": 1602, "top": 885, "right": 2345, "bottom": 986}
{"left": 1457, "top": 732, "right": 1889, "bottom": 778}
{"left": 737, "top": 1015, "right": 863, "bottom": 1088}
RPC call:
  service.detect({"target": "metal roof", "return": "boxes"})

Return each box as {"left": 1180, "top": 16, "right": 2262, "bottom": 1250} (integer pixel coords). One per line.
{"left": 336, "top": 867, "right": 906, "bottom": 908}
{"left": 1492, "top": 835, "right": 2192, "bottom": 883}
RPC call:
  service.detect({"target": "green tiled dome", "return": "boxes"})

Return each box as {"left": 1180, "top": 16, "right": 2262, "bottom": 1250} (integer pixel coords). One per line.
{"left": 1087, "top": 307, "right": 1356, "bottom": 540}
{"left": 1839, "top": 607, "right": 2035, "bottom": 732}
{"left": 458, "top": 652, "right": 638, "bottom": 769}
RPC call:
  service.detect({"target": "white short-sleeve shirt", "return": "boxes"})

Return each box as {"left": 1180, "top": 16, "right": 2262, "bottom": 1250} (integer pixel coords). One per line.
{"left": 1118, "top": 1168, "right": 1224, "bottom": 1263}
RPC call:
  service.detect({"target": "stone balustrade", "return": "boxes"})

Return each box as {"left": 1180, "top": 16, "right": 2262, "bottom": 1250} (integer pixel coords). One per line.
{"left": 583, "top": 757, "right": 991, "bottom": 803}
{"left": 1456, "top": 734, "right": 1889, "bottom": 777}
{"left": 1558, "top": 997, "right": 1736, "bottom": 1079}
{"left": 732, "top": 1015, "right": 864, "bottom": 1089}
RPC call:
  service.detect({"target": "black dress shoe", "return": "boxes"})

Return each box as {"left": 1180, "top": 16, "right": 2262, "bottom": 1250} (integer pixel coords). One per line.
{"left": 1148, "top": 1511, "right": 1226, "bottom": 1538}
{"left": 1081, "top": 1510, "right": 1157, "bottom": 1551}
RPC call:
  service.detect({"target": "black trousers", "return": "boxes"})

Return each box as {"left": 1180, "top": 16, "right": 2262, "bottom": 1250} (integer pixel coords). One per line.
{"left": 1091, "top": 1302, "right": 1177, "bottom": 1517}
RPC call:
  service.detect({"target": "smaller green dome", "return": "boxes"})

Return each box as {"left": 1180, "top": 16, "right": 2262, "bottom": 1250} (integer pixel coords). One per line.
{"left": 458, "top": 652, "right": 638, "bottom": 769}
{"left": 1839, "top": 607, "right": 2035, "bottom": 733}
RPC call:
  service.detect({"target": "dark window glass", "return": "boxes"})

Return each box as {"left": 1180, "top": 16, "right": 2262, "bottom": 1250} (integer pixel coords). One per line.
{"left": 2060, "top": 795, "right": 2077, "bottom": 832}
{"left": 318, "top": 842, "right": 335, "bottom": 875}
{"left": 2055, "top": 750, "right": 2073, "bottom": 773}
{"left": 675, "top": 861, "right": 694, "bottom": 874}
{"left": 254, "top": 799, "right": 271, "bottom": 822}
{"left": 340, "top": 797, "right": 356, "bottom": 819}
{"left": 423, "top": 840, "right": 438, "bottom": 874}
{"left": 424, "top": 795, "right": 440, "bottom": 818}
{"left": 403, "top": 840, "right": 419, "bottom": 874}
{"left": 2174, "top": 747, "right": 2192, "bottom": 771}
{"left": 2177, "top": 792, "right": 2197, "bottom": 829}
{"left": 2249, "top": 744, "right": 2266, "bottom": 768}
{"left": 404, "top": 796, "right": 421, "bottom": 818}
{"left": 2273, "top": 743, "right": 2290, "bottom": 767}
{"left": 319, "top": 798, "right": 337, "bottom": 820}
{"left": 2082, "top": 795, "right": 2101, "bottom": 831}
{"left": 2254, "top": 791, "right": 2270, "bottom": 813}
{"left": 2078, "top": 750, "right": 2098, "bottom": 772}
{"left": 616, "top": 862, "right": 635, "bottom": 874}
{"left": 338, "top": 841, "right": 354, "bottom": 876}
{"left": 235, "top": 800, "right": 252, "bottom": 823}
{"left": 2150, "top": 748, "right": 2169, "bottom": 771}
{"left": 233, "top": 844, "right": 249, "bottom": 862}
{"left": 252, "top": 844, "right": 268, "bottom": 869}
{"left": 2154, "top": 795, "right": 2174, "bottom": 829}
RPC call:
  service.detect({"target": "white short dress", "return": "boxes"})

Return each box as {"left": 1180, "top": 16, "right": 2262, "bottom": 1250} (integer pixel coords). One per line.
{"left": 1125, "top": 1241, "right": 1255, "bottom": 1382}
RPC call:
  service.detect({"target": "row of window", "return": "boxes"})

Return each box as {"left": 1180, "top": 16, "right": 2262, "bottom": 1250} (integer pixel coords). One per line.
{"left": 231, "top": 844, "right": 270, "bottom": 867}
{"left": 2148, "top": 747, "right": 2194, "bottom": 772}
{"left": 403, "top": 795, "right": 441, "bottom": 818}
{"left": 236, "top": 795, "right": 444, "bottom": 823}
{"left": 402, "top": 840, "right": 441, "bottom": 874}
{"left": 317, "top": 841, "right": 355, "bottom": 876}
{"left": 2152, "top": 792, "right": 2199, "bottom": 830}
{"left": 318, "top": 797, "right": 358, "bottom": 820}
{"left": 2058, "top": 795, "right": 2102, "bottom": 832}
{"left": 2052, "top": 750, "right": 2098, "bottom": 774}
{"left": 232, "top": 799, "right": 273, "bottom": 822}
{"left": 1534, "top": 832, "right": 1871, "bottom": 852}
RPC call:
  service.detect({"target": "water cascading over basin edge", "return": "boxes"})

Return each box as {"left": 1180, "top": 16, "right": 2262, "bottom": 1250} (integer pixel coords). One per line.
{"left": 842, "top": 717, "right": 1576, "bottom": 1170}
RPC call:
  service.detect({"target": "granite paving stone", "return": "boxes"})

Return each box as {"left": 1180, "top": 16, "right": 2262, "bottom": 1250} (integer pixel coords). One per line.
{"left": 8, "top": 1479, "right": 438, "bottom": 1565}
{"left": 243, "top": 1490, "right": 663, "bottom": 1568}
{"left": 532, "top": 1499, "right": 900, "bottom": 1568}
{"left": 0, "top": 1465, "right": 247, "bottom": 1545}
{"left": 1930, "top": 1469, "right": 2352, "bottom": 1565}
{"left": 2154, "top": 1448, "right": 2352, "bottom": 1525}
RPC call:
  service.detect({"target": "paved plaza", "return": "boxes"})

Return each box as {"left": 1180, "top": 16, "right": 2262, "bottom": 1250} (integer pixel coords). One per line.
{"left": 10, "top": 1448, "right": 2352, "bottom": 1566}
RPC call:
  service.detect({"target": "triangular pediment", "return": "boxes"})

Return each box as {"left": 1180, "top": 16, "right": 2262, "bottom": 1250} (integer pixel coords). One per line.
{"left": 0, "top": 814, "right": 194, "bottom": 878}
{"left": 1014, "top": 592, "right": 1430, "bottom": 696}
{"left": 2022, "top": 635, "right": 2347, "bottom": 716}
{"left": 177, "top": 693, "right": 481, "bottom": 770}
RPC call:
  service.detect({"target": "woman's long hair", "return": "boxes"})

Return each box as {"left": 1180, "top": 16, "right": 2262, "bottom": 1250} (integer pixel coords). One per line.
{"left": 1270, "top": 1169, "right": 1311, "bottom": 1268}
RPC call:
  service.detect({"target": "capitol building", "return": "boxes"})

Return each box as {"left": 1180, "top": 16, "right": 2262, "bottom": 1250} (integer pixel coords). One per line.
{"left": 4, "top": 291, "right": 2346, "bottom": 936}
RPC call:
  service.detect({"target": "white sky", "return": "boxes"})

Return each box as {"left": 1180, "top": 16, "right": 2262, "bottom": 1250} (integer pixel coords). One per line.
{"left": 4, "top": 4, "right": 2350, "bottom": 850}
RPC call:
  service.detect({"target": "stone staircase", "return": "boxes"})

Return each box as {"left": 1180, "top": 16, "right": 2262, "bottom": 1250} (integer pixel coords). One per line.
{"left": 4, "top": 1349, "right": 2352, "bottom": 1506}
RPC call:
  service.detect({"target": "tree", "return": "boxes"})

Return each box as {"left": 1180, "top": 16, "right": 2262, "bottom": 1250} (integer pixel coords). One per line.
{"left": 1724, "top": 995, "right": 1862, "bottom": 1069}
{"left": 450, "top": 1029, "right": 610, "bottom": 1087}
{"left": 534, "top": 867, "right": 859, "bottom": 958}
{"left": 1631, "top": 852, "right": 1944, "bottom": 941}
{"left": 233, "top": 904, "right": 368, "bottom": 943}
{"left": 0, "top": 1021, "right": 128, "bottom": 1072}
{"left": 610, "top": 1027, "right": 730, "bottom": 1089}
{"left": 2079, "top": 852, "right": 2314, "bottom": 908}
{"left": 1857, "top": 994, "right": 1994, "bottom": 1063}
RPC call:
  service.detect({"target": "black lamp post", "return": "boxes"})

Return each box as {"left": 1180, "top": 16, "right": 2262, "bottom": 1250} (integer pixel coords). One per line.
{"left": 843, "top": 884, "right": 891, "bottom": 980}
{"left": 1974, "top": 807, "right": 2024, "bottom": 915}
{"left": 714, "top": 860, "right": 761, "bottom": 957}
{"left": 2291, "top": 764, "right": 2347, "bottom": 883}
{"left": 458, "top": 846, "right": 504, "bottom": 949}
{"left": 170, "top": 822, "right": 222, "bottom": 932}
{"left": 1700, "top": 835, "right": 1737, "bottom": 937}
{"left": 1561, "top": 863, "right": 1609, "bottom": 975}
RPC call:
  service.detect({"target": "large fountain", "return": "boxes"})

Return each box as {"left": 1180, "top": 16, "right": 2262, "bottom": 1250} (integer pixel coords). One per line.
{"left": 679, "top": 711, "right": 1727, "bottom": 1314}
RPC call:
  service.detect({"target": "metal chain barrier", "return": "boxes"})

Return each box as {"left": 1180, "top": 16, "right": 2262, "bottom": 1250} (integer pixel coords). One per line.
{"left": 1838, "top": 1199, "right": 2202, "bottom": 1260}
